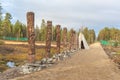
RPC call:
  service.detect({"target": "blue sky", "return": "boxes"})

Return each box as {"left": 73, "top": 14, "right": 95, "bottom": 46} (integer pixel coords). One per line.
{"left": 1, "top": 0, "right": 120, "bottom": 35}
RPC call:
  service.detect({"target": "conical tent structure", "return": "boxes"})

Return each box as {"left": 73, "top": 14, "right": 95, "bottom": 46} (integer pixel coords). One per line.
{"left": 79, "top": 32, "right": 89, "bottom": 49}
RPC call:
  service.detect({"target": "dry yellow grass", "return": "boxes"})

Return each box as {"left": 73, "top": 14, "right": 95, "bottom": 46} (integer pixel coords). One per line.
{"left": 0, "top": 43, "right": 60, "bottom": 72}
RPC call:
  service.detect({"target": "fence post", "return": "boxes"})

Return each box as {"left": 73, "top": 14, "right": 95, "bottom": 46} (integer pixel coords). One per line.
{"left": 46, "top": 21, "right": 52, "bottom": 58}
{"left": 56, "top": 25, "right": 61, "bottom": 54}
{"left": 27, "top": 12, "right": 35, "bottom": 63}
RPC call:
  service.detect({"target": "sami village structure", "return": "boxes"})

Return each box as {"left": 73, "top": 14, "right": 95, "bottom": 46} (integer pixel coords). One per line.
{"left": 79, "top": 32, "right": 89, "bottom": 49}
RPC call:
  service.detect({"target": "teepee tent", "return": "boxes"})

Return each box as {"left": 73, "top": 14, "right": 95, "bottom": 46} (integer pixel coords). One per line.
{"left": 79, "top": 32, "right": 89, "bottom": 49}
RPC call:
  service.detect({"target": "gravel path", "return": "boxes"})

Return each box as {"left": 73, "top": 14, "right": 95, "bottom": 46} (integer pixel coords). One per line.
{"left": 11, "top": 43, "right": 120, "bottom": 80}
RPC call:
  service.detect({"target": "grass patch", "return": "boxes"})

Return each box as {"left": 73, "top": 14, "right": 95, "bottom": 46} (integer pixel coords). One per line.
{"left": 0, "top": 40, "right": 4, "bottom": 45}
{"left": 0, "top": 44, "right": 59, "bottom": 72}
{"left": 116, "top": 51, "right": 120, "bottom": 55}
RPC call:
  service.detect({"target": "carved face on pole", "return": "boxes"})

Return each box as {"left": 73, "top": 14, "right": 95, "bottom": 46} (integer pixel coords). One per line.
{"left": 27, "top": 12, "right": 35, "bottom": 63}
{"left": 63, "top": 27, "right": 67, "bottom": 50}
{"left": 73, "top": 31, "right": 76, "bottom": 49}
{"left": 46, "top": 21, "right": 52, "bottom": 58}
{"left": 69, "top": 29, "right": 74, "bottom": 51}
{"left": 56, "top": 25, "right": 61, "bottom": 54}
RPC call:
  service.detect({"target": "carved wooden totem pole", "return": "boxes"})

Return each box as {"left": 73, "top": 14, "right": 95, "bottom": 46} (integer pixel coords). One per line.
{"left": 69, "top": 29, "right": 74, "bottom": 51}
{"left": 27, "top": 12, "right": 35, "bottom": 63}
{"left": 46, "top": 21, "right": 52, "bottom": 58}
{"left": 76, "top": 33, "right": 79, "bottom": 49}
{"left": 56, "top": 25, "right": 61, "bottom": 54}
{"left": 73, "top": 31, "right": 76, "bottom": 49}
{"left": 63, "top": 27, "right": 67, "bottom": 51}
{"left": 73, "top": 31, "right": 78, "bottom": 50}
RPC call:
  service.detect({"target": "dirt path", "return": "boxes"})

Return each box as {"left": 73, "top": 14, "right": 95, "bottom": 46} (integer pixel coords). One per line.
{"left": 3, "top": 40, "right": 56, "bottom": 47}
{"left": 11, "top": 43, "right": 120, "bottom": 80}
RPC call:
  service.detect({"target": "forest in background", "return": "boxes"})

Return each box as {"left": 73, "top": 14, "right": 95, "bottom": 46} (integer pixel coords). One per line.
{"left": 98, "top": 27, "right": 120, "bottom": 42}
{"left": 1, "top": 2, "right": 120, "bottom": 44}
{"left": 0, "top": 3, "right": 96, "bottom": 44}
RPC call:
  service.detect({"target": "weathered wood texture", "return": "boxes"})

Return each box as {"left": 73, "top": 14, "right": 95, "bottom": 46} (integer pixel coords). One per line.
{"left": 56, "top": 25, "right": 61, "bottom": 54}
{"left": 69, "top": 29, "right": 74, "bottom": 50}
{"left": 46, "top": 21, "right": 52, "bottom": 58}
{"left": 73, "top": 31, "right": 76, "bottom": 49}
{"left": 76, "top": 33, "right": 79, "bottom": 49}
{"left": 63, "top": 27, "right": 67, "bottom": 50}
{"left": 27, "top": 12, "right": 35, "bottom": 63}
{"left": 73, "top": 31, "right": 78, "bottom": 49}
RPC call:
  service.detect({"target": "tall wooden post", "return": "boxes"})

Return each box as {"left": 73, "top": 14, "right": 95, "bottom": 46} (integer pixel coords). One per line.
{"left": 73, "top": 31, "right": 78, "bottom": 50}
{"left": 69, "top": 29, "right": 74, "bottom": 51}
{"left": 63, "top": 27, "right": 67, "bottom": 51}
{"left": 46, "top": 21, "right": 52, "bottom": 58}
{"left": 27, "top": 12, "right": 35, "bottom": 63}
{"left": 73, "top": 31, "right": 75, "bottom": 49}
{"left": 76, "top": 33, "right": 79, "bottom": 49}
{"left": 56, "top": 25, "right": 61, "bottom": 54}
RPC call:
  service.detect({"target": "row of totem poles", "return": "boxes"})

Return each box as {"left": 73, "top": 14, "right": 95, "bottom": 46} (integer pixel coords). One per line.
{"left": 27, "top": 12, "right": 79, "bottom": 63}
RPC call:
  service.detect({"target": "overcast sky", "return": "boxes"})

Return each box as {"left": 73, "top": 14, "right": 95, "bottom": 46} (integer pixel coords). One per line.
{"left": 1, "top": 0, "right": 120, "bottom": 35}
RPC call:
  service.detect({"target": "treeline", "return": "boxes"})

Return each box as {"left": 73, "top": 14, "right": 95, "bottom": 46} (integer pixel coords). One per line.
{"left": 98, "top": 27, "right": 120, "bottom": 42}
{"left": 82, "top": 27, "right": 96, "bottom": 44}
{"left": 0, "top": 13, "right": 96, "bottom": 43}
{"left": 0, "top": 4, "right": 27, "bottom": 39}
{"left": 0, "top": 13, "right": 73, "bottom": 42}
{"left": 0, "top": 13, "right": 27, "bottom": 39}
{"left": 0, "top": 15, "right": 96, "bottom": 43}
{"left": 0, "top": 4, "right": 96, "bottom": 43}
